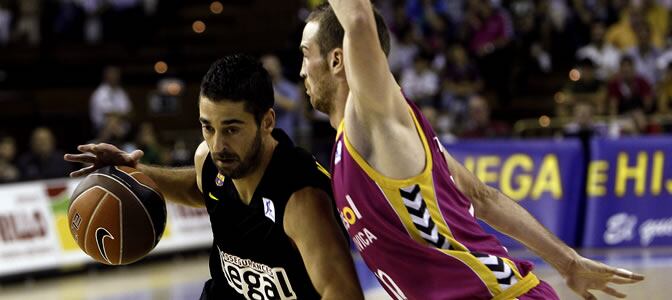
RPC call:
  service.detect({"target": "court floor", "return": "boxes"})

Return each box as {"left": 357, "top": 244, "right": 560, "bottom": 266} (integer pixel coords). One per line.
{"left": 0, "top": 247, "right": 668, "bottom": 300}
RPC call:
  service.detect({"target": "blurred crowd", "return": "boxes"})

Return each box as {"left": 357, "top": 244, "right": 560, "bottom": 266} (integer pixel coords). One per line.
{"left": 0, "top": 0, "right": 163, "bottom": 46}
{"left": 3, "top": 0, "right": 672, "bottom": 184}
{"left": 361, "top": 0, "right": 672, "bottom": 140}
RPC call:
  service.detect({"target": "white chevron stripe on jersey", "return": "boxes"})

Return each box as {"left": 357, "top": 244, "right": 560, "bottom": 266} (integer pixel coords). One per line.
{"left": 410, "top": 209, "right": 431, "bottom": 227}
{"left": 472, "top": 252, "right": 519, "bottom": 290}
{"left": 418, "top": 226, "right": 439, "bottom": 241}
{"left": 400, "top": 184, "right": 453, "bottom": 250}
{"left": 402, "top": 190, "right": 423, "bottom": 210}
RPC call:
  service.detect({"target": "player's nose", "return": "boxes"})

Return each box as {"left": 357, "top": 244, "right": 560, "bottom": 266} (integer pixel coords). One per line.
{"left": 211, "top": 134, "right": 229, "bottom": 154}
{"left": 299, "top": 64, "right": 306, "bottom": 79}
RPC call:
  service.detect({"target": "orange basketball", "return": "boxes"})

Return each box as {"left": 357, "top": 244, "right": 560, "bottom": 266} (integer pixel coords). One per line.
{"left": 68, "top": 166, "right": 166, "bottom": 265}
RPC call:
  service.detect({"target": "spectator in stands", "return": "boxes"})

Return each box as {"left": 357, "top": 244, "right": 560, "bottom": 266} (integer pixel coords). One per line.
{"left": 80, "top": 0, "right": 105, "bottom": 43}
{"left": 0, "top": 0, "right": 11, "bottom": 45}
{"left": 627, "top": 24, "right": 662, "bottom": 86}
{"left": 133, "top": 122, "right": 164, "bottom": 165}
{"left": 406, "top": 0, "right": 451, "bottom": 45}
{"left": 90, "top": 66, "right": 132, "bottom": 133}
{"left": 170, "top": 139, "right": 192, "bottom": 167}
{"left": 388, "top": 26, "right": 419, "bottom": 77}
{"left": 147, "top": 78, "right": 184, "bottom": 115}
{"left": 607, "top": 56, "right": 654, "bottom": 116}
{"left": 439, "top": 44, "right": 482, "bottom": 121}
{"left": 17, "top": 127, "right": 72, "bottom": 181}
{"left": 576, "top": 21, "right": 621, "bottom": 81}
{"left": 657, "top": 63, "right": 672, "bottom": 114}
{"left": 261, "top": 54, "right": 302, "bottom": 141}
{"left": 468, "top": 0, "right": 514, "bottom": 104}
{"left": 401, "top": 50, "right": 439, "bottom": 107}
{"left": 564, "top": 101, "right": 608, "bottom": 138}
{"left": 641, "top": 0, "right": 668, "bottom": 46}
{"left": 13, "top": 0, "right": 40, "bottom": 45}
{"left": 605, "top": 5, "right": 664, "bottom": 50}
{"left": 91, "top": 113, "right": 131, "bottom": 148}
{"left": 563, "top": 59, "right": 607, "bottom": 114}
{"left": 459, "top": 95, "right": 510, "bottom": 138}
{"left": 586, "top": 0, "right": 619, "bottom": 25}
{"left": 0, "top": 135, "right": 19, "bottom": 183}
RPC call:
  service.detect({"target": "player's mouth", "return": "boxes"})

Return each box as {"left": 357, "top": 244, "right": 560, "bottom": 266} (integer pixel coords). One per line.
{"left": 217, "top": 158, "right": 237, "bottom": 165}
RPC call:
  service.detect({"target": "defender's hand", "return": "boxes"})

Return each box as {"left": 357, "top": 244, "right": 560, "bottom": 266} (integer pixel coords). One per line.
{"left": 64, "top": 143, "right": 144, "bottom": 177}
{"left": 563, "top": 256, "right": 644, "bottom": 299}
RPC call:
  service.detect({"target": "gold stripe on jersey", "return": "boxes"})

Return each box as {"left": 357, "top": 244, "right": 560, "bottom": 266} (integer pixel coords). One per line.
{"left": 338, "top": 107, "right": 540, "bottom": 298}
{"left": 492, "top": 272, "right": 539, "bottom": 300}
{"left": 316, "top": 161, "right": 331, "bottom": 179}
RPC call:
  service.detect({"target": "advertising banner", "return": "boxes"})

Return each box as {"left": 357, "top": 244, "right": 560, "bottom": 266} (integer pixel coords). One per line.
{"left": 0, "top": 178, "right": 212, "bottom": 277}
{"left": 445, "top": 139, "right": 585, "bottom": 249}
{"left": 583, "top": 136, "right": 672, "bottom": 248}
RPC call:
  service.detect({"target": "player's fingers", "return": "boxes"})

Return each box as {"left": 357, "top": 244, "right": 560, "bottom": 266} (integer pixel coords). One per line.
{"left": 613, "top": 268, "right": 644, "bottom": 281}
{"left": 582, "top": 291, "right": 596, "bottom": 300}
{"left": 602, "top": 286, "right": 626, "bottom": 298}
{"left": 64, "top": 153, "right": 97, "bottom": 164}
{"left": 77, "top": 144, "right": 97, "bottom": 153}
{"left": 610, "top": 275, "right": 642, "bottom": 284}
{"left": 128, "top": 150, "right": 144, "bottom": 162}
{"left": 70, "top": 165, "right": 95, "bottom": 178}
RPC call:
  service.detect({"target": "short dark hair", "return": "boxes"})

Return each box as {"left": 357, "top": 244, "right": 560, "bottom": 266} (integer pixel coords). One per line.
{"left": 306, "top": 3, "right": 391, "bottom": 57}
{"left": 200, "top": 54, "right": 274, "bottom": 123}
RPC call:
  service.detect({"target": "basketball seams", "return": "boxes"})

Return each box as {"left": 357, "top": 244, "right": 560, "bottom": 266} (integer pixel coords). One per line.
{"left": 69, "top": 186, "right": 103, "bottom": 213}
{"left": 90, "top": 173, "right": 157, "bottom": 247}
{"left": 83, "top": 192, "right": 109, "bottom": 256}
{"left": 110, "top": 167, "right": 165, "bottom": 246}
{"left": 113, "top": 166, "right": 163, "bottom": 199}
{"left": 118, "top": 195, "right": 123, "bottom": 265}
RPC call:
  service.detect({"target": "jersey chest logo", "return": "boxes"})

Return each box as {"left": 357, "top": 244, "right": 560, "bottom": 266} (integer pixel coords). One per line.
{"left": 218, "top": 247, "right": 296, "bottom": 299}
{"left": 263, "top": 198, "right": 276, "bottom": 223}
{"left": 215, "top": 173, "right": 225, "bottom": 187}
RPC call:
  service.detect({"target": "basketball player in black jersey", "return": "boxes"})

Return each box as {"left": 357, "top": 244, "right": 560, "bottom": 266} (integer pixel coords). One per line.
{"left": 65, "top": 55, "right": 364, "bottom": 300}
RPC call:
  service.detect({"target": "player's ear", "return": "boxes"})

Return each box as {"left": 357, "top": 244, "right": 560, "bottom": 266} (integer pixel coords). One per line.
{"left": 262, "top": 108, "right": 275, "bottom": 133}
{"left": 329, "top": 48, "right": 344, "bottom": 75}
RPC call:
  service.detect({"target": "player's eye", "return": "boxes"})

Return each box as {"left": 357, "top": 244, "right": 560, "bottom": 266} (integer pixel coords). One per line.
{"left": 202, "top": 125, "right": 214, "bottom": 134}
{"left": 225, "top": 127, "right": 240, "bottom": 135}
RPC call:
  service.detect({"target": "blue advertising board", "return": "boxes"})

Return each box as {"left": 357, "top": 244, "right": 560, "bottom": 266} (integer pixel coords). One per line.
{"left": 583, "top": 136, "right": 672, "bottom": 248}
{"left": 445, "top": 139, "right": 584, "bottom": 249}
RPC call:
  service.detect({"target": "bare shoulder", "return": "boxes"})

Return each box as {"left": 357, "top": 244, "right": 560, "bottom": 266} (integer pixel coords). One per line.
{"left": 283, "top": 187, "right": 331, "bottom": 235}
{"left": 343, "top": 92, "right": 425, "bottom": 179}
{"left": 194, "top": 141, "right": 209, "bottom": 192}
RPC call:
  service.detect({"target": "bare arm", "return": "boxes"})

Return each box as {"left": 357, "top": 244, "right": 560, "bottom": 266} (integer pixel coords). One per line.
{"left": 444, "top": 152, "right": 577, "bottom": 272}
{"left": 284, "top": 187, "right": 364, "bottom": 300}
{"left": 136, "top": 165, "right": 203, "bottom": 207}
{"left": 65, "top": 142, "right": 206, "bottom": 207}
{"left": 329, "top": 0, "right": 424, "bottom": 178}
{"left": 441, "top": 151, "right": 643, "bottom": 299}
{"left": 328, "top": 0, "right": 410, "bottom": 123}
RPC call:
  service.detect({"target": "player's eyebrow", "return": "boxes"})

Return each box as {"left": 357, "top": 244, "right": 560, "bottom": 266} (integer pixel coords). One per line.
{"left": 199, "top": 117, "right": 244, "bottom": 125}
{"left": 221, "top": 119, "right": 244, "bottom": 125}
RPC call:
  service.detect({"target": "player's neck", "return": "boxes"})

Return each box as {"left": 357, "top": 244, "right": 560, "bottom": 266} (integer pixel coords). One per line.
{"left": 328, "top": 86, "right": 349, "bottom": 129}
{"left": 232, "top": 137, "right": 278, "bottom": 204}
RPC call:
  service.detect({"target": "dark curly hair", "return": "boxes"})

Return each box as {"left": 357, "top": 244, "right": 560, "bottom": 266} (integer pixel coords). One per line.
{"left": 200, "top": 54, "right": 274, "bottom": 124}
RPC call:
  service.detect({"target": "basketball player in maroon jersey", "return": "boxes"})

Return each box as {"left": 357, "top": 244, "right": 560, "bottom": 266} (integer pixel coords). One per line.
{"left": 299, "top": 1, "right": 644, "bottom": 299}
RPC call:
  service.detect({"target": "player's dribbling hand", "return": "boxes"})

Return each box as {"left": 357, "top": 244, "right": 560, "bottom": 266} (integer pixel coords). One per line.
{"left": 563, "top": 256, "right": 644, "bottom": 300}
{"left": 64, "top": 143, "right": 144, "bottom": 177}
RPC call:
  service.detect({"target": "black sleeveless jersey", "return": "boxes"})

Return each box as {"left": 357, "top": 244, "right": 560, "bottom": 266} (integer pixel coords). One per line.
{"left": 199, "top": 129, "right": 332, "bottom": 300}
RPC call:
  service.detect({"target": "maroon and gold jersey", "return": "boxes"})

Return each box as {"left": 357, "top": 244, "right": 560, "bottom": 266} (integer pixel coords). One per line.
{"left": 331, "top": 100, "right": 546, "bottom": 299}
